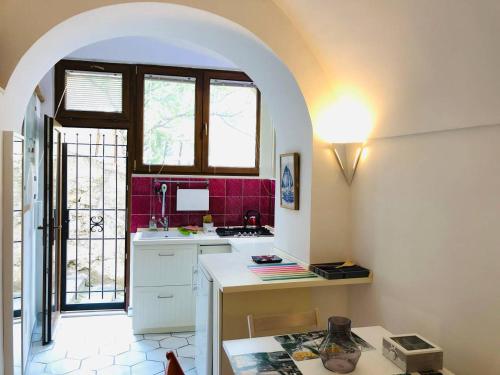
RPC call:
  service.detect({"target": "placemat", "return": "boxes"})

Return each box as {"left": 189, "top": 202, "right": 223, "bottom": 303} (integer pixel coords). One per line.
{"left": 248, "top": 262, "right": 319, "bottom": 281}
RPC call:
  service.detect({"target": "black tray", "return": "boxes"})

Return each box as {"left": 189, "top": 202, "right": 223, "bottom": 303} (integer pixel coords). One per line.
{"left": 309, "top": 262, "right": 370, "bottom": 279}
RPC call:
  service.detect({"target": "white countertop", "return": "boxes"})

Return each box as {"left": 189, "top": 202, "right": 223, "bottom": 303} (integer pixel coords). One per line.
{"left": 132, "top": 230, "right": 372, "bottom": 293}
{"left": 132, "top": 229, "right": 275, "bottom": 247}
{"left": 199, "top": 246, "right": 372, "bottom": 294}
{"left": 223, "top": 326, "right": 453, "bottom": 375}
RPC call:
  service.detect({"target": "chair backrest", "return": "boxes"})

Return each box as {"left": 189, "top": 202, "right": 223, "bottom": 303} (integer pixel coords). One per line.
{"left": 165, "top": 351, "right": 185, "bottom": 375}
{"left": 247, "top": 308, "right": 320, "bottom": 338}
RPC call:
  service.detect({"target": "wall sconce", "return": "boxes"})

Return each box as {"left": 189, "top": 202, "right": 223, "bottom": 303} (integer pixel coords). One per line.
{"left": 332, "top": 142, "right": 364, "bottom": 185}
{"left": 316, "top": 94, "right": 373, "bottom": 185}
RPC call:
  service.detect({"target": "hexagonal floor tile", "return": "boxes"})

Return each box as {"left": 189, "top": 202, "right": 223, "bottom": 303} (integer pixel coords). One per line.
{"left": 46, "top": 358, "right": 81, "bottom": 374}
{"left": 27, "top": 361, "right": 46, "bottom": 374}
{"left": 187, "top": 336, "right": 195, "bottom": 345}
{"left": 177, "top": 345, "right": 195, "bottom": 358}
{"left": 99, "top": 343, "right": 130, "bottom": 356}
{"left": 80, "top": 355, "right": 114, "bottom": 371}
{"left": 171, "top": 332, "right": 194, "bottom": 338}
{"left": 65, "top": 370, "right": 96, "bottom": 375}
{"left": 33, "top": 348, "right": 67, "bottom": 364}
{"left": 129, "top": 340, "right": 159, "bottom": 352}
{"left": 66, "top": 346, "right": 99, "bottom": 361}
{"left": 96, "top": 365, "right": 131, "bottom": 375}
{"left": 143, "top": 333, "right": 171, "bottom": 341}
{"left": 115, "top": 351, "right": 146, "bottom": 366}
{"left": 159, "top": 337, "right": 187, "bottom": 350}
{"left": 177, "top": 356, "right": 195, "bottom": 371}
{"left": 146, "top": 348, "right": 169, "bottom": 363}
{"left": 130, "top": 360, "right": 163, "bottom": 375}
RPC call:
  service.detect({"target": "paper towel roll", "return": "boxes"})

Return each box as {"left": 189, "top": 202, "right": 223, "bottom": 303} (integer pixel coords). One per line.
{"left": 176, "top": 189, "right": 209, "bottom": 211}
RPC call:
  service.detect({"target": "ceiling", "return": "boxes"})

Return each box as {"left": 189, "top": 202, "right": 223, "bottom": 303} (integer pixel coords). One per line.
{"left": 273, "top": 0, "right": 500, "bottom": 138}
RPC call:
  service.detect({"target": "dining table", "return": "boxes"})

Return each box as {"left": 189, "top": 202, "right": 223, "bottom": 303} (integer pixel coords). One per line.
{"left": 223, "top": 325, "right": 454, "bottom": 375}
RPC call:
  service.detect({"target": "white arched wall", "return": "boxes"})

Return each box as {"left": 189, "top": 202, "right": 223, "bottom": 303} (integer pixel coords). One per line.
{"left": 0, "top": 2, "right": 313, "bottom": 261}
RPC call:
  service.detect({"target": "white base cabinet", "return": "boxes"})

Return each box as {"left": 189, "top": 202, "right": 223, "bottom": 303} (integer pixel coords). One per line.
{"left": 132, "top": 243, "right": 198, "bottom": 333}
{"left": 133, "top": 285, "right": 196, "bottom": 333}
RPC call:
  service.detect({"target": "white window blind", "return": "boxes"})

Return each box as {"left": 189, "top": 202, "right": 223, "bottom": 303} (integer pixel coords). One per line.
{"left": 65, "top": 70, "right": 123, "bottom": 113}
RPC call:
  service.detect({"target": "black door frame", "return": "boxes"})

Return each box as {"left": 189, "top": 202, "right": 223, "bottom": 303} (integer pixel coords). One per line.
{"left": 59, "top": 132, "right": 128, "bottom": 312}
{"left": 42, "top": 115, "right": 62, "bottom": 345}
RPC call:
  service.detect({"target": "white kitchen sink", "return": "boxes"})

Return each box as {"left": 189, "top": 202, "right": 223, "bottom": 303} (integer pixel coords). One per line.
{"left": 137, "top": 230, "right": 192, "bottom": 240}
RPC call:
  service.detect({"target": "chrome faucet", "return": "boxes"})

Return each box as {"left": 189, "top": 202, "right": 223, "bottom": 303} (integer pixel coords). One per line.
{"left": 158, "top": 217, "right": 169, "bottom": 231}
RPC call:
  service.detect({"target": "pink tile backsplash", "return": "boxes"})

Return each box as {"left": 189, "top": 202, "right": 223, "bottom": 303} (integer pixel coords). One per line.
{"left": 130, "top": 177, "right": 275, "bottom": 232}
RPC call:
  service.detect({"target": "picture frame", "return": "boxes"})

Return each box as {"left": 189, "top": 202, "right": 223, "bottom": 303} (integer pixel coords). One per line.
{"left": 280, "top": 153, "right": 300, "bottom": 210}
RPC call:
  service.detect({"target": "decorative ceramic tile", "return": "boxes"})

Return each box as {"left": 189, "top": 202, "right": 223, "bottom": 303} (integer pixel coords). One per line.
{"left": 130, "top": 177, "right": 276, "bottom": 231}
{"left": 27, "top": 316, "right": 198, "bottom": 375}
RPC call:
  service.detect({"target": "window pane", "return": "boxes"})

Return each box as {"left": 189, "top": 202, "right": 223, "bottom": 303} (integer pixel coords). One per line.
{"left": 65, "top": 70, "right": 122, "bottom": 113}
{"left": 143, "top": 75, "right": 196, "bottom": 166}
{"left": 208, "top": 80, "right": 257, "bottom": 168}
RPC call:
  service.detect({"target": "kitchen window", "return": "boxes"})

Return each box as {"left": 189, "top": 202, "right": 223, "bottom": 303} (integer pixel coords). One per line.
{"left": 55, "top": 60, "right": 132, "bottom": 126}
{"left": 137, "top": 67, "right": 259, "bottom": 175}
{"left": 55, "top": 60, "right": 260, "bottom": 175}
{"left": 203, "top": 71, "right": 260, "bottom": 175}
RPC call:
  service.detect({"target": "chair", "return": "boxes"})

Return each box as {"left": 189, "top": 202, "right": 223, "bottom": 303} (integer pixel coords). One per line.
{"left": 247, "top": 308, "right": 320, "bottom": 338}
{"left": 165, "top": 351, "right": 185, "bottom": 375}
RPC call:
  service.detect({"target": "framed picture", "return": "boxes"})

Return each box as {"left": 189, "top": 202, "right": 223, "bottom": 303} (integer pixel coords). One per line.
{"left": 280, "top": 153, "right": 300, "bottom": 210}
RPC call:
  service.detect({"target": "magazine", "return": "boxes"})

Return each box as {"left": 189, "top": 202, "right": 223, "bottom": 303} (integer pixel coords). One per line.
{"left": 274, "top": 330, "right": 375, "bottom": 361}
{"left": 229, "top": 351, "right": 303, "bottom": 375}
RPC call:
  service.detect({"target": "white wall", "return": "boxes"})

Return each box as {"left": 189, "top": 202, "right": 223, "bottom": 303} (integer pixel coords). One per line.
{"left": 349, "top": 125, "right": 500, "bottom": 375}
{"left": 275, "top": 2, "right": 500, "bottom": 372}
{"left": 67, "top": 36, "right": 235, "bottom": 70}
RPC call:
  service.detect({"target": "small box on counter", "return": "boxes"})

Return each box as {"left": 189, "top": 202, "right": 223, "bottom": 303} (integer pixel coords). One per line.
{"left": 309, "top": 262, "right": 370, "bottom": 279}
{"left": 382, "top": 334, "right": 443, "bottom": 373}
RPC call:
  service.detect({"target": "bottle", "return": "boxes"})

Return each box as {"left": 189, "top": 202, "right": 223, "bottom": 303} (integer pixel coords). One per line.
{"left": 319, "top": 317, "right": 361, "bottom": 373}
{"left": 149, "top": 216, "right": 157, "bottom": 230}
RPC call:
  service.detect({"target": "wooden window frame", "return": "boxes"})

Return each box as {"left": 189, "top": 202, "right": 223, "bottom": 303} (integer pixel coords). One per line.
{"left": 135, "top": 65, "right": 204, "bottom": 174}
{"left": 54, "top": 60, "right": 133, "bottom": 128}
{"left": 202, "top": 70, "right": 261, "bottom": 176}
{"left": 55, "top": 59, "right": 261, "bottom": 176}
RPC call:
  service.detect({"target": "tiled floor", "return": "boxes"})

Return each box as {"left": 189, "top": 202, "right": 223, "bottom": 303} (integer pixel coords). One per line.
{"left": 27, "top": 313, "right": 197, "bottom": 375}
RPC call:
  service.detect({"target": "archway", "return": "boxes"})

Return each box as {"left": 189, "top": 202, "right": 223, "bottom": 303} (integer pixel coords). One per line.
{"left": 0, "top": 1, "right": 312, "bottom": 261}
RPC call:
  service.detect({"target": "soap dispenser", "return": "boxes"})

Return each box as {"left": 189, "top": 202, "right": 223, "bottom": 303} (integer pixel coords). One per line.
{"left": 149, "top": 215, "right": 157, "bottom": 230}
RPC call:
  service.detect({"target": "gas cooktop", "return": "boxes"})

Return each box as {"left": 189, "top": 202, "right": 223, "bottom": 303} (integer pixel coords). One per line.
{"left": 215, "top": 226, "right": 273, "bottom": 237}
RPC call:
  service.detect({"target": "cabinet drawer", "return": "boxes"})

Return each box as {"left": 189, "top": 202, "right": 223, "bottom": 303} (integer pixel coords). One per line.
{"left": 134, "top": 245, "right": 197, "bottom": 286}
{"left": 133, "top": 285, "right": 195, "bottom": 332}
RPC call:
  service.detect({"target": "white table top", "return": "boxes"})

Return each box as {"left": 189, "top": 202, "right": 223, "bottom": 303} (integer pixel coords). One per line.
{"left": 223, "top": 326, "right": 453, "bottom": 375}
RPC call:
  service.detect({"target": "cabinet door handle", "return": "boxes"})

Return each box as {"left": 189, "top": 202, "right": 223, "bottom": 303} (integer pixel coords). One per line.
{"left": 192, "top": 265, "right": 198, "bottom": 291}
{"left": 158, "top": 253, "right": 174, "bottom": 257}
{"left": 157, "top": 295, "right": 174, "bottom": 299}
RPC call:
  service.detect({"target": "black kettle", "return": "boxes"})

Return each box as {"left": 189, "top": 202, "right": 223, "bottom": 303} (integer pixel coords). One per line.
{"left": 243, "top": 210, "right": 261, "bottom": 228}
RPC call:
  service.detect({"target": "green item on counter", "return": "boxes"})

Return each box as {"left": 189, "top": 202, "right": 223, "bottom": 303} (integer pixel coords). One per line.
{"left": 178, "top": 227, "right": 192, "bottom": 236}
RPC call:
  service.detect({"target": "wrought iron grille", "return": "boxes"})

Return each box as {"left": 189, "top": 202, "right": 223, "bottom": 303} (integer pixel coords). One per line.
{"left": 61, "top": 128, "right": 127, "bottom": 310}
